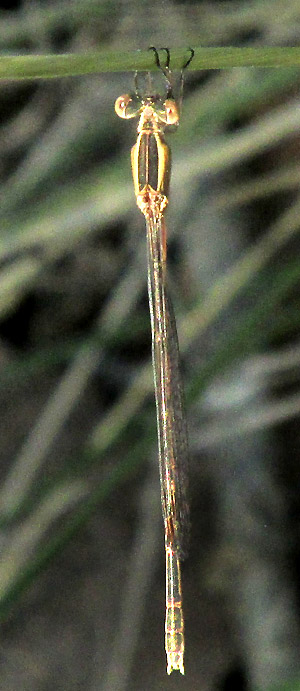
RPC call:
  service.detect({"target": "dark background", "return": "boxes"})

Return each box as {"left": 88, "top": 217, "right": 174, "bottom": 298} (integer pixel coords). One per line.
{"left": 0, "top": 1, "right": 300, "bottom": 689}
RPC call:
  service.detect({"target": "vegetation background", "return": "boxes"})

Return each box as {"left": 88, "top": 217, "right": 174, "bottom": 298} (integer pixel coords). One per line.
{"left": 0, "top": 0, "right": 300, "bottom": 689}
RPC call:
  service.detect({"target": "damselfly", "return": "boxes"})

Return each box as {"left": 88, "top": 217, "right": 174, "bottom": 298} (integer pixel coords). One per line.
{"left": 115, "top": 47, "right": 193, "bottom": 675}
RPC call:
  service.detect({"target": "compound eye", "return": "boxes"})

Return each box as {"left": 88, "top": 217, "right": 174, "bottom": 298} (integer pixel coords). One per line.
{"left": 115, "top": 94, "right": 141, "bottom": 119}
{"left": 164, "top": 99, "right": 179, "bottom": 125}
{"left": 114, "top": 94, "right": 132, "bottom": 119}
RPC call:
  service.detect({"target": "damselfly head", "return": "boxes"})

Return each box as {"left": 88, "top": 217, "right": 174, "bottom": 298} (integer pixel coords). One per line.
{"left": 115, "top": 92, "right": 180, "bottom": 129}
